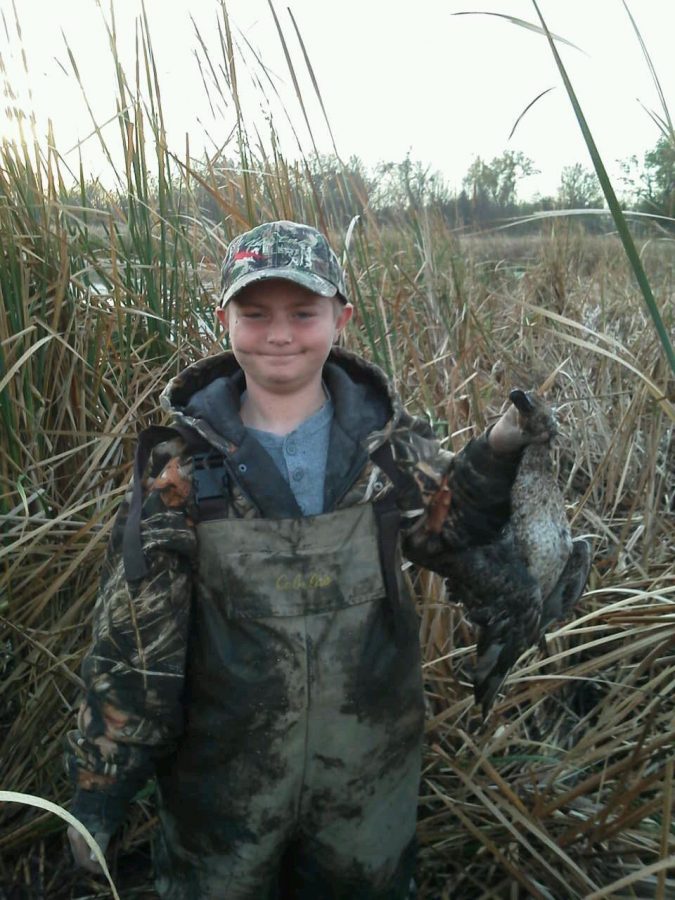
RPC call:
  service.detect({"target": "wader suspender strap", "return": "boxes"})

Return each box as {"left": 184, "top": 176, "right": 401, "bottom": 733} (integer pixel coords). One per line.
{"left": 122, "top": 425, "right": 224, "bottom": 583}
{"left": 122, "top": 425, "right": 190, "bottom": 584}
{"left": 370, "top": 442, "right": 409, "bottom": 644}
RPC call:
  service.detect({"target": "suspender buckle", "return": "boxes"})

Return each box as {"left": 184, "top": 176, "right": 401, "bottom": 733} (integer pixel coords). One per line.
{"left": 192, "top": 452, "right": 228, "bottom": 503}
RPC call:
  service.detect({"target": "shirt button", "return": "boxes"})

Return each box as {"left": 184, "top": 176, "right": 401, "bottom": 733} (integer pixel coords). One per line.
{"left": 286, "top": 442, "right": 297, "bottom": 455}
{"left": 292, "top": 469, "right": 304, "bottom": 482}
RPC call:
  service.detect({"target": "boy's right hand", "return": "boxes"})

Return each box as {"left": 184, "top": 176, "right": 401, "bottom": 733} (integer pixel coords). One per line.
{"left": 67, "top": 824, "right": 109, "bottom": 875}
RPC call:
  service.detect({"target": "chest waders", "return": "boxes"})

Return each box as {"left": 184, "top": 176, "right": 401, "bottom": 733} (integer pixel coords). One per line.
{"left": 127, "top": 438, "right": 424, "bottom": 900}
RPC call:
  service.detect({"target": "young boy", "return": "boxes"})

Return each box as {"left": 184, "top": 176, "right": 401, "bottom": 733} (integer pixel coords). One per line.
{"left": 67, "top": 221, "right": 530, "bottom": 898}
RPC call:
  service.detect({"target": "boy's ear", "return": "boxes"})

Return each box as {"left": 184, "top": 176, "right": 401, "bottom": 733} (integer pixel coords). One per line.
{"left": 215, "top": 306, "right": 229, "bottom": 332}
{"left": 335, "top": 302, "right": 353, "bottom": 333}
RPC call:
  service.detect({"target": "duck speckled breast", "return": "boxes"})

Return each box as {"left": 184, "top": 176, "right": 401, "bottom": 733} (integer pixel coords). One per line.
{"left": 510, "top": 441, "right": 573, "bottom": 602}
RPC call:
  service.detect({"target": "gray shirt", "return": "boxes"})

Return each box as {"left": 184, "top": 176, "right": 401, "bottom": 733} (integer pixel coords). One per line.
{"left": 245, "top": 395, "right": 334, "bottom": 517}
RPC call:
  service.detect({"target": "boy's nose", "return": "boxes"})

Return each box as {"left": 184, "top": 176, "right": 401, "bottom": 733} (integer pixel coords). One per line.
{"left": 267, "top": 318, "right": 293, "bottom": 344}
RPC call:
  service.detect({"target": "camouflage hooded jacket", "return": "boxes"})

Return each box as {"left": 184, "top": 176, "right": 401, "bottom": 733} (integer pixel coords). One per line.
{"left": 67, "top": 346, "right": 521, "bottom": 836}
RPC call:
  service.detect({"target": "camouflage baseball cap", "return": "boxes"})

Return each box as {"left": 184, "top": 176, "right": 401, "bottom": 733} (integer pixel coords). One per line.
{"left": 219, "top": 220, "right": 349, "bottom": 307}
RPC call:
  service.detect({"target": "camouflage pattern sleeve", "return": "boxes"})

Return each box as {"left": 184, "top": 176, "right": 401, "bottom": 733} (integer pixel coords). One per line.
{"left": 66, "top": 438, "right": 197, "bottom": 837}
{"left": 388, "top": 414, "right": 522, "bottom": 572}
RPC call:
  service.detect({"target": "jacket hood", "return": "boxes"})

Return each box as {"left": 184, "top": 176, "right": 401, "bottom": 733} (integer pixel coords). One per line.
{"left": 160, "top": 346, "right": 402, "bottom": 455}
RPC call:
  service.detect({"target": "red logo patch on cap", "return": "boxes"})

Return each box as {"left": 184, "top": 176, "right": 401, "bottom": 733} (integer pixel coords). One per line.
{"left": 233, "top": 251, "right": 266, "bottom": 261}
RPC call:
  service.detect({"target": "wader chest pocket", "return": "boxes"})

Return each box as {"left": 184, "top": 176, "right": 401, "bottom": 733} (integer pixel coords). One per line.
{"left": 196, "top": 504, "right": 386, "bottom": 618}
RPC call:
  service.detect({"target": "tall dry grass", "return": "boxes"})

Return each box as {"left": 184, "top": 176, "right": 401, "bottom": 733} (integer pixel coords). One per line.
{"left": 0, "top": 2, "right": 673, "bottom": 897}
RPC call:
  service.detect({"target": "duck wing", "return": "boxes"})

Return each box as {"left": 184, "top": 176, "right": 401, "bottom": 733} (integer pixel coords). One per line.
{"left": 540, "top": 537, "right": 592, "bottom": 633}
{"left": 443, "top": 539, "right": 544, "bottom": 717}
{"left": 472, "top": 579, "right": 542, "bottom": 717}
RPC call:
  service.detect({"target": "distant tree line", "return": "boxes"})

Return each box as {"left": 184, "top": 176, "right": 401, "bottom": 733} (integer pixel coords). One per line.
{"left": 619, "top": 136, "right": 675, "bottom": 221}
{"left": 64, "top": 136, "right": 674, "bottom": 234}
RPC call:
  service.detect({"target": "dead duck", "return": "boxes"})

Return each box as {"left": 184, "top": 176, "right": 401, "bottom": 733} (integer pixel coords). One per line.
{"left": 444, "top": 389, "right": 591, "bottom": 715}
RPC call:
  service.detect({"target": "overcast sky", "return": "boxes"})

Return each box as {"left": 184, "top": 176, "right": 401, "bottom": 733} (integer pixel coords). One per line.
{"left": 1, "top": 0, "right": 672, "bottom": 199}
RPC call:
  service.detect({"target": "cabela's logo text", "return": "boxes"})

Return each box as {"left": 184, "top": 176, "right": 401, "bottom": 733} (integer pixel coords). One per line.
{"left": 275, "top": 572, "right": 333, "bottom": 591}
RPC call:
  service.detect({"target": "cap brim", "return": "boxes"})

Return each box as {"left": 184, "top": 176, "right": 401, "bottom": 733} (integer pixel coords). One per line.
{"left": 220, "top": 268, "right": 341, "bottom": 307}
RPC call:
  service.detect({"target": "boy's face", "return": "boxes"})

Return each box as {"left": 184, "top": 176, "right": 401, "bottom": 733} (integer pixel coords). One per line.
{"left": 216, "top": 279, "right": 353, "bottom": 394}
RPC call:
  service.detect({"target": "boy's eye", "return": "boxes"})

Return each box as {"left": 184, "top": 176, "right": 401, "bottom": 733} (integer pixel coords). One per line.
{"left": 294, "top": 311, "right": 316, "bottom": 319}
